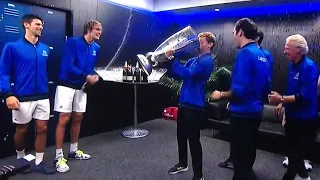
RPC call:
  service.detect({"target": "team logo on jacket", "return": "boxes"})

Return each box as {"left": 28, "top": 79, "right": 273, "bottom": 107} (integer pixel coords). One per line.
{"left": 294, "top": 72, "right": 299, "bottom": 80}
{"left": 92, "top": 50, "right": 96, "bottom": 56}
{"left": 258, "top": 56, "right": 267, "bottom": 62}
{"left": 42, "top": 50, "right": 48, "bottom": 57}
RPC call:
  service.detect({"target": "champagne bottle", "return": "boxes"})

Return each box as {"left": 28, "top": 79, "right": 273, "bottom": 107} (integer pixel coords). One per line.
{"left": 127, "top": 60, "right": 133, "bottom": 82}
{"left": 141, "top": 70, "right": 148, "bottom": 82}
{"left": 134, "top": 62, "right": 141, "bottom": 82}
{"left": 139, "top": 69, "right": 143, "bottom": 82}
{"left": 122, "top": 61, "right": 128, "bottom": 82}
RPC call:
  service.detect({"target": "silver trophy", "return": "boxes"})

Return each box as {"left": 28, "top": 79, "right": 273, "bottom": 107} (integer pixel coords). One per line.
{"left": 137, "top": 26, "right": 199, "bottom": 76}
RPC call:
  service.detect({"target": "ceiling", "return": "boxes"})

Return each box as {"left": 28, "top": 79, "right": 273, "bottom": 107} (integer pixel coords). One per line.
{"left": 104, "top": 0, "right": 320, "bottom": 12}
{"left": 153, "top": 0, "right": 252, "bottom": 12}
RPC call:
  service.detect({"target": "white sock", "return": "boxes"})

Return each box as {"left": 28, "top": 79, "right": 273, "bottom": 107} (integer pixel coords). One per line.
{"left": 56, "top": 148, "right": 64, "bottom": 159}
{"left": 16, "top": 149, "right": 25, "bottom": 159}
{"left": 35, "top": 152, "right": 44, "bottom": 166}
{"left": 70, "top": 142, "right": 78, "bottom": 153}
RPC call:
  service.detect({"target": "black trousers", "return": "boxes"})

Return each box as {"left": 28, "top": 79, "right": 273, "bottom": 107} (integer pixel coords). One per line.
{"left": 230, "top": 116, "right": 261, "bottom": 180}
{"left": 283, "top": 120, "right": 316, "bottom": 179}
{"left": 177, "top": 106, "right": 205, "bottom": 178}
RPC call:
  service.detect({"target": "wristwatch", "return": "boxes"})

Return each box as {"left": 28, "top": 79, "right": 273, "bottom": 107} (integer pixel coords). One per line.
{"left": 220, "top": 91, "right": 224, "bottom": 98}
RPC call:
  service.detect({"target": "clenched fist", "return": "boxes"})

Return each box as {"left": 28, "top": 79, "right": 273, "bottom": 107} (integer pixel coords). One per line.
{"left": 86, "top": 75, "right": 99, "bottom": 85}
{"left": 210, "top": 90, "right": 222, "bottom": 101}
{"left": 6, "top": 96, "right": 19, "bottom": 110}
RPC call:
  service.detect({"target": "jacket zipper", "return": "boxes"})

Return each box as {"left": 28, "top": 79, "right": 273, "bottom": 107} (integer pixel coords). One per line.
{"left": 34, "top": 45, "right": 37, "bottom": 94}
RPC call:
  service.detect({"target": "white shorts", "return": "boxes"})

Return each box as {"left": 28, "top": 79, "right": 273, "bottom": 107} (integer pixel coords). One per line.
{"left": 12, "top": 99, "right": 50, "bottom": 124}
{"left": 54, "top": 85, "right": 87, "bottom": 113}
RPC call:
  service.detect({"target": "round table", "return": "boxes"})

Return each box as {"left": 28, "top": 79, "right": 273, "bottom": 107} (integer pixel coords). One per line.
{"left": 111, "top": 80, "right": 159, "bottom": 138}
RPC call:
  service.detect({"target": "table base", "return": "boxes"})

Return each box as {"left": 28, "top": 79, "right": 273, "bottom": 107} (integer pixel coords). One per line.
{"left": 121, "top": 128, "right": 149, "bottom": 138}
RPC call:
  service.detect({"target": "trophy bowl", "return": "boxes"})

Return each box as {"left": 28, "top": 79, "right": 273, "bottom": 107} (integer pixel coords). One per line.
{"left": 137, "top": 26, "right": 199, "bottom": 76}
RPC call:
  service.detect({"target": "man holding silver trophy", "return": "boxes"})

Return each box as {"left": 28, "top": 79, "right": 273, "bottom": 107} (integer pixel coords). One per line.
{"left": 164, "top": 32, "right": 216, "bottom": 180}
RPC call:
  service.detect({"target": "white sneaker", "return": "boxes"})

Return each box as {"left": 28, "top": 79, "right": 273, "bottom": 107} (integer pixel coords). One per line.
{"left": 55, "top": 157, "right": 70, "bottom": 173}
{"left": 304, "top": 160, "right": 312, "bottom": 171}
{"left": 282, "top": 156, "right": 289, "bottom": 167}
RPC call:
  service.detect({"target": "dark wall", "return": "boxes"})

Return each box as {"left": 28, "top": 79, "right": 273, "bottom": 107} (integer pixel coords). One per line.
{"left": 21, "top": 0, "right": 176, "bottom": 67}
{"left": 162, "top": 1, "right": 320, "bottom": 94}
{"left": 94, "top": 1, "right": 177, "bottom": 67}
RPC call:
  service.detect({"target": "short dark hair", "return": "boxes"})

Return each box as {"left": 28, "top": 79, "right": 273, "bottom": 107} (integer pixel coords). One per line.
{"left": 234, "top": 18, "right": 258, "bottom": 40}
{"left": 83, "top": 20, "right": 101, "bottom": 35}
{"left": 256, "top": 29, "right": 264, "bottom": 46}
{"left": 21, "top": 14, "right": 43, "bottom": 28}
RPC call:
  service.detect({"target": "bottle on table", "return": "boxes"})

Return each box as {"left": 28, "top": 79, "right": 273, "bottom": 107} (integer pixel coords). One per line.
{"left": 134, "top": 62, "right": 141, "bottom": 82}
{"left": 122, "top": 61, "right": 128, "bottom": 82}
{"left": 127, "top": 60, "right": 133, "bottom": 82}
{"left": 141, "top": 69, "right": 148, "bottom": 82}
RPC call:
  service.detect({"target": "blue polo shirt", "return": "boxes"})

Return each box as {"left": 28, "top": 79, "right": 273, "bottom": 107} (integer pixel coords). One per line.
{"left": 229, "top": 42, "right": 270, "bottom": 118}
{"left": 285, "top": 56, "right": 318, "bottom": 121}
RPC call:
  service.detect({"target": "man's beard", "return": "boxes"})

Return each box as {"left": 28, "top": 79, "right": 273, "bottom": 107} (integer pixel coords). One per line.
{"left": 34, "top": 32, "right": 41, "bottom": 38}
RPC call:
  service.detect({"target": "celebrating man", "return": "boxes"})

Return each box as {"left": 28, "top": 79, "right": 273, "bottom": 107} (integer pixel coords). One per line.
{"left": 54, "top": 20, "right": 102, "bottom": 173}
{"left": 166, "top": 32, "right": 216, "bottom": 180}
{"left": 217, "top": 29, "right": 274, "bottom": 170}
{"left": 211, "top": 18, "right": 270, "bottom": 180}
{"left": 269, "top": 34, "right": 318, "bottom": 180}
{"left": 0, "top": 14, "right": 55, "bottom": 174}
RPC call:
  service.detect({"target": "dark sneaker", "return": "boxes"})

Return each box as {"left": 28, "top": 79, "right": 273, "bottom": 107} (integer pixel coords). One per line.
{"left": 192, "top": 176, "right": 204, "bottom": 180}
{"left": 68, "top": 150, "right": 91, "bottom": 160}
{"left": 32, "top": 162, "right": 56, "bottom": 174}
{"left": 168, "top": 163, "right": 188, "bottom": 175}
{"left": 218, "top": 159, "right": 234, "bottom": 169}
{"left": 282, "top": 173, "right": 295, "bottom": 180}
{"left": 20, "top": 167, "right": 32, "bottom": 174}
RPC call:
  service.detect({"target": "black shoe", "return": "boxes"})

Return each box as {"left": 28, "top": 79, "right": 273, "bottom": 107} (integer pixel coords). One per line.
{"left": 282, "top": 173, "right": 295, "bottom": 180}
{"left": 31, "top": 162, "right": 56, "bottom": 174}
{"left": 168, "top": 163, "right": 188, "bottom": 175}
{"left": 247, "top": 171, "right": 257, "bottom": 180}
{"left": 232, "top": 172, "right": 256, "bottom": 180}
{"left": 20, "top": 167, "right": 32, "bottom": 174}
{"left": 218, "top": 159, "right": 234, "bottom": 169}
{"left": 192, "top": 176, "right": 204, "bottom": 180}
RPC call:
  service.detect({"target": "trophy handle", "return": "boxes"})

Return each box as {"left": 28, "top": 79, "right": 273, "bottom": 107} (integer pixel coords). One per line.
{"left": 151, "top": 60, "right": 158, "bottom": 67}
